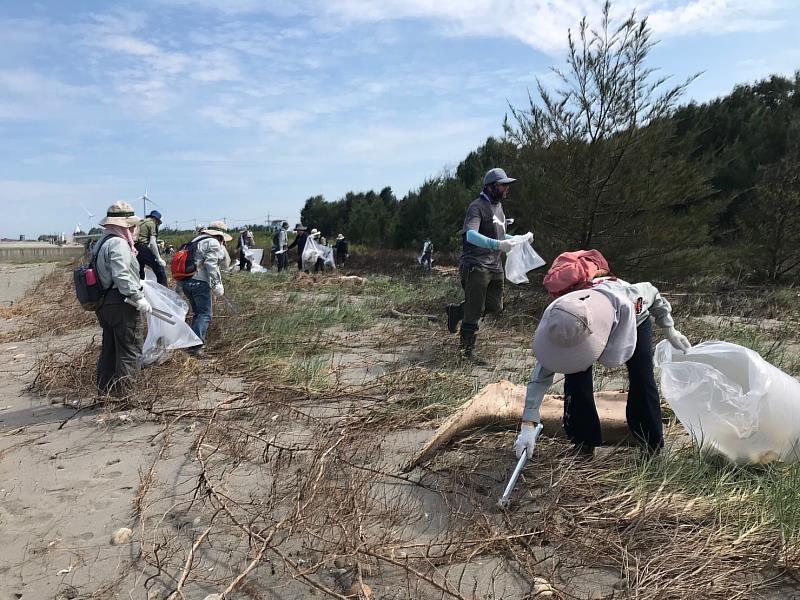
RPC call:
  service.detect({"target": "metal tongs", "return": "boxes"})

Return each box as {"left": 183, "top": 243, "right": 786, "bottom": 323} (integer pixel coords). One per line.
{"left": 498, "top": 423, "right": 543, "bottom": 509}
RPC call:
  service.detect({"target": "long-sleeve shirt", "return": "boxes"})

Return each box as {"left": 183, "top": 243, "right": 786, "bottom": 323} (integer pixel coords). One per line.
{"left": 190, "top": 235, "right": 223, "bottom": 288}
{"left": 521, "top": 278, "right": 675, "bottom": 423}
{"left": 94, "top": 234, "right": 144, "bottom": 302}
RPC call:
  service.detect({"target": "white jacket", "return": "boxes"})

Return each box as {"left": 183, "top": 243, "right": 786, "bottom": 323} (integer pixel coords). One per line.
{"left": 190, "top": 235, "right": 223, "bottom": 288}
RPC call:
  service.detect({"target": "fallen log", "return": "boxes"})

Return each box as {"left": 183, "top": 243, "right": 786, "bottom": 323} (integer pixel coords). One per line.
{"left": 402, "top": 379, "right": 634, "bottom": 472}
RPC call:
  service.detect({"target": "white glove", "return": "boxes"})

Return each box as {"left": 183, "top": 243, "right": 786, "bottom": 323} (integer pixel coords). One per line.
{"left": 157, "top": 257, "right": 166, "bottom": 267}
{"left": 497, "top": 239, "right": 514, "bottom": 253}
{"left": 523, "top": 231, "right": 534, "bottom": 244}
{"left": 132, "top": 297, "right": 152, "bottom": 314}
{"left": 514, "top": 422, "right": 539, "bottom": 459}
{"left": 664, "top": 327, "right": 691, "bottom": 351}
{"left": 212, "top": 284, "right": 225, "bottom": 297}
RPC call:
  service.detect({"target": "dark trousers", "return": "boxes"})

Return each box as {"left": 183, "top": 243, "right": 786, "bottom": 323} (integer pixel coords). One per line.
{"left": 336, "top": 250, "right": 346, "bottom": 267}
{"left": 239, "top": 249, "right": 252, "bottom": 271}
{"left": 563, "top": 319, "right": 663, "bottom": 450}
{"left": 135, "top": 243, "right": 168, "bottom": 286}
{"left": 314, "top": 257, "right": 324, "bottom": 272}
{"left": 277, "top": 251, "right": 288, "bottom": 271}
{"left": 96, "top": 290, "right": 143, "bottom": 395}
{"left": 457, "top": 265, "right": 504, "bottom": 337}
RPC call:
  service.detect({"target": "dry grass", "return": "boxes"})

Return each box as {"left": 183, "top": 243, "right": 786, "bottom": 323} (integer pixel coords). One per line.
{"left": 17, "top": 260, "right": 800, "bottom": 598}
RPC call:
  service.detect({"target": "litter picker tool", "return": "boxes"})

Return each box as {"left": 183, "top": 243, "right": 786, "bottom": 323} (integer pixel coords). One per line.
{"left": 223, "top": 296, "right": 239, "bottom": 314}
{"left": 123, "top": 298, "right": 176, "bottom": 325}
{"left": 498, "top": 422, "right": 543, "bottom": 509}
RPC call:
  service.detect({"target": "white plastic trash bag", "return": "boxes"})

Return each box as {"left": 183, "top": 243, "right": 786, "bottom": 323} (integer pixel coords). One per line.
{"left": 655, "top": 340, "right": 800, "bottom": 464}
{"left": 141, "top": 280, "right": 202, "bottom": 366}
{"left": 302, "top": 237, "right": 326, "bottom": 269}
{"left": 505, "top": 236, "right": 545, "bottom": 284}
{"left": 322, "top": 245, "right": 336, "bottom": 269}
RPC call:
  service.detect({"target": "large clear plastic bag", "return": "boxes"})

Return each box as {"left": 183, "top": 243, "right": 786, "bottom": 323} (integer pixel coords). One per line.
{"left": 303, "top": 238, "right": 332, "bottom": 270}
{"left": 505, "top": 236, "right": 545, "bottom": 284}
{"left": 655, "top": 340, "right": 800, "bottom": 464}
{"left": 141, "top": 279, "right": 202, "bottom": 366}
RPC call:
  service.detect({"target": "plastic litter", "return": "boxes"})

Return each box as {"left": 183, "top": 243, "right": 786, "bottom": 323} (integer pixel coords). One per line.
{"left": 303, "top": 237, "right": 335, "bottom": 270}
{"left": 655, "top": 340, "right": 800, "bottom": 464}
{"left": 505, "top": 236, "right": 545, "bottom": 284}
{"left": 141, "top": 280, "right": 202, "bottom": 365}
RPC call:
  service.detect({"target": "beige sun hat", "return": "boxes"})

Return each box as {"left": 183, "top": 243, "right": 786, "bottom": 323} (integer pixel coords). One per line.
{"left": 99, "top": 201, "right": 142, "bottom": 227}
{"left": 532, "top": 289, "right": 615, "bottom": 374}
{"left": 201, "top": 219, "right": 232, "bottom": 242}
{"left": 309, "top": 228, "right": 321, "bottom": 238}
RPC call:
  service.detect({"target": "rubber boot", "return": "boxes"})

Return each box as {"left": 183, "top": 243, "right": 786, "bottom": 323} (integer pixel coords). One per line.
{"left": 446, "top": 303, "right": 464, "bottom": 334}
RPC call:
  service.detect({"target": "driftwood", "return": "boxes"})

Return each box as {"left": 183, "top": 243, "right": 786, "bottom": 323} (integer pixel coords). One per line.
{"left": 402, "top": 380, "right": 634, "bottom": 472}
{"left": 383, "top": 308, "right": 439, "bottom": 322}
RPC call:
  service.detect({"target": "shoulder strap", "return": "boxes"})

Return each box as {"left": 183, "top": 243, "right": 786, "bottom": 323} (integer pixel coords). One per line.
{"left": 90, "top": 234, "right": 123, "bottom": 293}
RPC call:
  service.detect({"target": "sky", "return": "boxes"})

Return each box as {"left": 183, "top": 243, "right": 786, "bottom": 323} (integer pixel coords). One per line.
{"left": 1, "top": 0, "right": 799, "bottom": 239}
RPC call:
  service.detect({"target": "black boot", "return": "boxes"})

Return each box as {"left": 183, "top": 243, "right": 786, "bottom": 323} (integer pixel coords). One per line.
{"left": 446, "top": 303, "right": 464, "bottom": 334}
{"left": 459, "top": 324, "right": 482, "bottom": 362}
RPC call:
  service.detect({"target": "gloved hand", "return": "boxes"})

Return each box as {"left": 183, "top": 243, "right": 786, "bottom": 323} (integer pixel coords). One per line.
{"left": 514, "top": 422, "right": 539, "bottom": 459}
{"left": 524, "top": 231, "right": 534, "bottom": 244}
{"left": 132, "top": 297, "right": 152, "bottom": 314}
{"left": 212, "top": 283, "right": 225, "bottom": 297}
{"left": 664, "top": 327, "right": 691, "bottom": 351}
{"left": 497, "top": 239, "right": 514, "bottom": 253}
{"left": 157, "top": 257, "right": 166, "bottom": 267}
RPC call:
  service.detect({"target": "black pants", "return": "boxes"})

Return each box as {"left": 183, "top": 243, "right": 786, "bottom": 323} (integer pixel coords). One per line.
{"left": 239, "top": 249, "right": 252, "bottom": 271}
{"left": 277, "top": 251, "right": 288, "bottom": 271}
{"left": 563, "top": 319, "right": 663, "bottom": 450}
{"left": 336, "top": 250, "right": 346, "bottom": 267}
{"left": 96, "top": 290, "right": 144, "bottom": 396}
{"left": 135, "top": 243, "right": 168, "bottom": 286}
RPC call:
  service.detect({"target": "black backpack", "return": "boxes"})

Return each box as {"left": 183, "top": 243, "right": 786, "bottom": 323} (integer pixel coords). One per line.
{"left": 73, "top": 234, "right": 120, "bottom": 311}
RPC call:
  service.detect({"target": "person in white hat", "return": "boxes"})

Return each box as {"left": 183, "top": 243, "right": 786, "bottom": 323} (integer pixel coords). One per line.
{"left": 92, "top": 201, "right": 150, "bottom": 395}
{"left": 334, "top": 233, "right": 348, "bottom": 267}
{"left": 287, "top": 224, "right": 309, "bottom": 272}
{"left": 515, "top": 279, "right": 691, "bottom": 458}
{"left": 236, "top": 226, "right": 255, "bottom": 272}
{"left": 445, "top": 167, "right": 533, "bottom": 360}
{"left": 179, "top": 223, "right": 232, "bottom": 355}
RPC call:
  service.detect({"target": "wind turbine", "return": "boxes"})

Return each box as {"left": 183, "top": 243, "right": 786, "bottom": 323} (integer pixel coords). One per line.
{"left": 138, "top": 189, "right": 149, "bottom": 216}
{"left": 81, "top": 205, "right": 95, "bottom": 232}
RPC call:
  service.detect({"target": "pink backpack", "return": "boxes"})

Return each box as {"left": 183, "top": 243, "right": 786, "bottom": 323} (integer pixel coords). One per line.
{"left": 542, "top": 250, "right": 610, "bottom": 298}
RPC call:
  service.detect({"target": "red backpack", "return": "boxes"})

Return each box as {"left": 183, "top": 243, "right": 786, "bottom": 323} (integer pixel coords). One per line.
{"left": 170, "top": 235, "right": 213, "bottom": 281}
{"left": 542, "top": 250, "right": 610, "bottom": 298}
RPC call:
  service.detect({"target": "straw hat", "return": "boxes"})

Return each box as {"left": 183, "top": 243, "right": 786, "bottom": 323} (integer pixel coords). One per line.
{"left": 309, "top": 228, "right": 321, "bottom": 239}
{"left": 99, "top": 201, "right": 142, "bottom": 227}
{"left": 336, "top": 234, "right": 345, "bottom": 240}
{"left": 532, "top": 289, "right": 614, "bottom": 374}
{"left": 201, "top": 227, "right": 233, "bottom": 242}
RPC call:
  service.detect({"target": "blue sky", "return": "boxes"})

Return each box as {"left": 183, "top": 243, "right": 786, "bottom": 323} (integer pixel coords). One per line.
{"left": 1, "top": 0, "right": 799, "bottom": 239}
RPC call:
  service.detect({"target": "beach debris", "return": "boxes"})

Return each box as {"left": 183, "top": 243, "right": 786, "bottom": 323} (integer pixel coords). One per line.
{"left": 110, "top": 527, "right": 134, "bottom": 545}
{"left": 345, "top": 581, "right": 373, "bottom": 598}
{"left": 57, "top": 565, "right": 73, "bottom": 575}
{"left": 203, "top": 595, "right": 223, "bottom": 600}
{"left": 533, "top": 576, "right": 555, "bottom": 596}
{"left": 402, "top": 380, "right": 633, "bottom": 472}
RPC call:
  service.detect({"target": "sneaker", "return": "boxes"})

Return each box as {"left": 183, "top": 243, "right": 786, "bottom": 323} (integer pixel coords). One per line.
{"left": 446, "top": 304, "right": 461, "bottom": 334}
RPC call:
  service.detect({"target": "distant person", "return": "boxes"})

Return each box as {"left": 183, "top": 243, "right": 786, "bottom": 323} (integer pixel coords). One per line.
{"left": 180, "top": 224, "right": 232, "bottom": 356}
{"left": 287, "top": 224, "right": 309, "bottom": 272}
{"left": 236, "top": 227, "right": 255, "bottom": 272}
{"left": 135, "top": 210, "right": 167, "bottom": 286}
{"left": 334, "top": 234, "right": 348, "bottom": 267}
{"left": 93, "top": 201, "right": 151, "bottom": 396}
{"left": 420, "top": 238, "right": 433, "bottom": 270}
{"left": 276, "top": 222, "right": 290, "bottom": 271}
{"left": 445, "top": 167, "right": 532, "bottom": 360}
{"left": 208, "top": 220, "right": 232, "bottom": 270}
{"left": 309, "top": 229, "right": 325, "bottom": 273}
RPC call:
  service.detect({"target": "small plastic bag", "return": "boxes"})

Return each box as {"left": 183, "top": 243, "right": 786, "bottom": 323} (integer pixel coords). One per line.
{"left": 141, "top": 280, "right": 202, "bottom": 366}
{"left": 655, "top": 340, "right": 800, "bottom": 464}
{"left": 505, "top": 236, "right": 545, "bottom": 284}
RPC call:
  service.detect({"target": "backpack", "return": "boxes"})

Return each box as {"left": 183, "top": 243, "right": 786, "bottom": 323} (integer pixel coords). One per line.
{"left": 73, "top": 234, "right": 120, "bottom": 311}
{"left": 542, "top": 250, "right": 610, "bottom": 299}
{"left": 171, "top": 235, "right": 213, "bottom": 281}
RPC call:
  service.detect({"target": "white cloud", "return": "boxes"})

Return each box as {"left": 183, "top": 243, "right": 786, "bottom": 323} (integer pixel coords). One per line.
{"left": 0, "top": 69, "right": 95, "bottom": 121}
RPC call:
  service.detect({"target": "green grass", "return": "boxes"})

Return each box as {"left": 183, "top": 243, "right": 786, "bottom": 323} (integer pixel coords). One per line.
{"left": 611, "top": 445, "right": 800, "bottom": 558}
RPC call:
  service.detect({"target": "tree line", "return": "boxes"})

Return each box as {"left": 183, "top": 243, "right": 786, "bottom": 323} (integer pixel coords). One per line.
{"left": 300, "top": 4, "right": 800, "bottom": 284}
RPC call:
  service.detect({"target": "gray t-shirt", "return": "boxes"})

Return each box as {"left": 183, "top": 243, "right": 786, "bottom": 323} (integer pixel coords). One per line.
{"left": 459, "top": 194, "right": 506, "bottom": 272}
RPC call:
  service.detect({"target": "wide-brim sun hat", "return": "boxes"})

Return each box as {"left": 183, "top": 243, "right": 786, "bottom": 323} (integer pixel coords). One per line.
{"left": 483, "top": 167, "right": 516, "bottom": 186}
{"left": 532, "top": 289, "right": 614, "bottom": 374}
{"left": 309, "top": 228, "right": 321, "bottom": 238}
{"left": 336, "top": 234, "right": 345, "bottom": 240}
{"left": 99, "top": 201, "right": 142, "bottom": 227}
{"left": 201, "top": 228, "right": 233, "bottom": 242}
{"left": 294, "top": 224, "right": 306, "bottom": 231}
